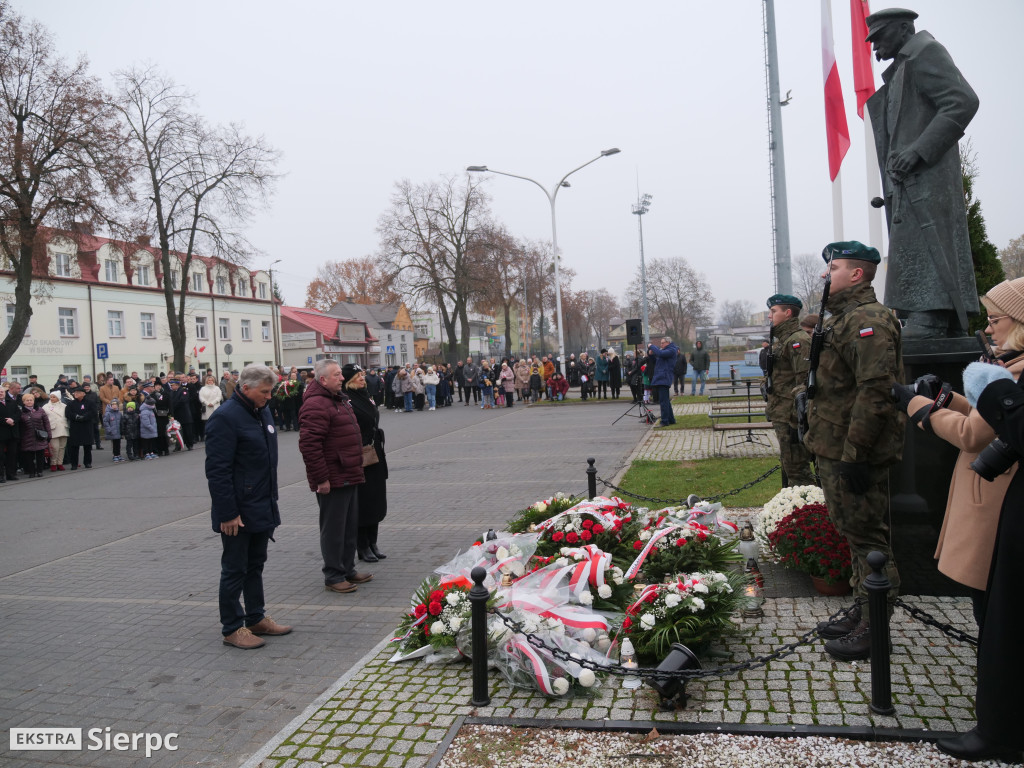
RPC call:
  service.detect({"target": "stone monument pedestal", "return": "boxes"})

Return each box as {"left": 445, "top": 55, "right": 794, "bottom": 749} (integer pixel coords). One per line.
{"left": 889, "top": 337, "right": 979, "bottom": 596}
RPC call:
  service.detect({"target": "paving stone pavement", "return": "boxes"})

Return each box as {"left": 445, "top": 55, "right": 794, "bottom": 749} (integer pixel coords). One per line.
{"left": 244, "top": 413, "right": 984, "bottom": 768}
{"left": 0, "top": 401, "right": 646, "bottom": 767}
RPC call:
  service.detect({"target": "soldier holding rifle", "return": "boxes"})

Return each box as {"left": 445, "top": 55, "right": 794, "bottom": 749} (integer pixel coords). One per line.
{"left": 763, "top": 294, "right": 815, "bottom": 487}
{"left": 801, "top": 241, "right": 905, "bottom": 662}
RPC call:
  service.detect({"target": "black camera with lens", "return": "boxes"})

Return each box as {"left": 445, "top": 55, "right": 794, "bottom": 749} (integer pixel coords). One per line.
{"left": 970, "top": 438, "right": 1019, "bottom": 482}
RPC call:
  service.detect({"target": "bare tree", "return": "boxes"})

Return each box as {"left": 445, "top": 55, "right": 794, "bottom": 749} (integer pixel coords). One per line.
{"left": 792, "top": 253, "right": 824, "bottom": 314}
{"left": 0, "top": 2, "right": 133, "bottom": 370}
{"left": 471, "top": 224, "right": 526, "bottom": 359}
{"left": 718, "top": 299, "right": 755, "bottom": 329}
{"left": 378, "top": 175, "right": 489, "bottom": 357}
{"left": 580, "top": 288, "right": 619, "bottom": 348}
{"left": 304, "top": 255, "right": 399, "bottom": 311}
{"left": 1001, "top": 235, "right": 1024, "bottom": 281}
{"left": 624, "top": 257, "right": 713, "bottom": 344}
{"left": 113, "top": 66, "right": 280, "bottom": 372}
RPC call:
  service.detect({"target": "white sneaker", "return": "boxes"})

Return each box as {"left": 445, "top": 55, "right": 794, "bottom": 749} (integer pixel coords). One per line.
{"left": 429, "top": 407, "right": 435, "bottom": 411}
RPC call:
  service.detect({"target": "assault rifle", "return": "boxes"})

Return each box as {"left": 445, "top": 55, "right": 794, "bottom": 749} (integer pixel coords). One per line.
{"left": 761, "top": 320, "right": 775, "bottom": 402}
{"left": 796, "top": 248, "right": 834, "bottom": 441}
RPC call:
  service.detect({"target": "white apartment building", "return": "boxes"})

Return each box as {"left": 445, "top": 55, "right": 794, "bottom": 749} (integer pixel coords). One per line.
{"left": 0, "top": 228, "right": 281, "bottom": 385}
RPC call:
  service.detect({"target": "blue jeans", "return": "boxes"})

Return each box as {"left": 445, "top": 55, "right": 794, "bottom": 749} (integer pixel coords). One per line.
{"left": 691, "top": 370, "right": 707, "bottom": 395}
{"left": 657, "top": 385, "right": 675, "bottom": 425}
{"left": 482, "top": 388, "right": 494, "bottom": 407}
{"left": 403, "top": 392, "right": 413, "bottom": 411}
{"left": 426, "top": 384, "right": 436, "bottom": 408}
{"left": 219, "top": 529, "right": 270, "bottom": 635}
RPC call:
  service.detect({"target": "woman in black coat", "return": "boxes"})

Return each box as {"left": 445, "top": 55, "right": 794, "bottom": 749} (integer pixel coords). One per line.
{"left": 939, "top": 364, "right": 1024, "bottom": 762}
{"left": 608, "top": 351, "right": 622, "bottom": 399}
{"left": 343, "top": 364, "right": 388, "bottom": 564}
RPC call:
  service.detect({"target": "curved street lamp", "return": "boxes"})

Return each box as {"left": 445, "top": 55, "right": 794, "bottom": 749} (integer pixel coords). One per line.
{"left": 467, "top": 147, "right": 620, "bottom": 368}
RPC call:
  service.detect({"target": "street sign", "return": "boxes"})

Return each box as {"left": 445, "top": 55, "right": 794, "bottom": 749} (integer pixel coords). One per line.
{"left": 386, "top": 345, "right": 395, "bottom": 354}
{"left": 96, "top": 343, "right": 109, "bottom": 360}
{"left": 307, "top": 356, "right": 313, "bottom": 364}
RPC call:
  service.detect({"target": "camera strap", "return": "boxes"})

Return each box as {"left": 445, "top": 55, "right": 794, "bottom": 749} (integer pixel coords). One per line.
{"left": 909, "top": 403, "right": 935, "bottom": 433}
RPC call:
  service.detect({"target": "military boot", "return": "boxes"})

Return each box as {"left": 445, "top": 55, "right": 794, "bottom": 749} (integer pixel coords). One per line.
{"left": 816, "top": 604, "right": 861, "bottom": 639}
{"left": 824, "top": 619, "right": 873, "bottom": 661}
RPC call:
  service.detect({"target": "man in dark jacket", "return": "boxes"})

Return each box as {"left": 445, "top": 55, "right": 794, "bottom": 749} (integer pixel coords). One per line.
{"left": 453, "top": 361, "right": 466, "bottom": 403}
{"left": 1, "top": 382, "right": 21, "bottom": 481}
{"left": 81, "top": 379, "right": 103, "bottom": 450}
{"left": 299, "top": 359, "right": 371, "bottom": 594}
{"left": 168, "top": 377, "right": 194, "bottom": 450}
{"left": 690, "top": 341, "right": 711, "bottom": 396}
{"left": 648, "top": 337, "right": 679, "bottom": 426}
{"left": 205, "top": 364, "right": 291, "bottom": 650}
{"left": 672, "top": 351, "right": 688, "bottom": 395}
{"left": 65, "top": 386, "right": 96, "bottom": 469}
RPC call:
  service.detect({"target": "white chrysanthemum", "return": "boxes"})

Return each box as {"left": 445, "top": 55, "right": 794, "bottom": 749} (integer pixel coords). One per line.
{"left": 596, "top": 635, "right": 611, "bottom": 652}
{"left": 664, "top": 593, "right": 681, "bottom": 608}
{"left": 552, "top": 677, "right": 570, "bottom": 695}
{"left": 639, "top": 530, "right": 652, "bottom": 541}
{"left": 510, "top": 544, "right": 522, "bottom": 557}
{"left": 556, "top": 557, "right": 569, "bottom": 567}
{"left": 448, "top": 616, "right": 462, "bottom": 631}
{"left": 577, "top": 669, "right": 596, "bottom": 688}
{"left": 431, "top": 621, "right": 445, "bottom": 635}
{"left": 693, "top": 582, "right": 709, "bottom": 594}
{"left": 598, "top": 584, "right": 612, "bottom": 599}
{"left": 534, "top": 502, "right": 548, "bottom": 512}
{"left": 640, "top": 613, "right": 656, "bottom": 629}
{"left": 496, "top": 546, "right": 509, "bottom": 561}
{"left": 612, "top": 576, "right": 623, "bottom": 585}
{"left": 581, "top": 627, "right": 597, "bottom": 643}
{"left": 578, "top": 590, "right": 594, "bottom": 605}
{"left": 446, "top": 591, "right": 461, "bottom": 605}
{"left": 612, "top": 567, "right": 623, "bottom": 579}
{"left": 689, "top": 597, "right": 705, "bottom": 612}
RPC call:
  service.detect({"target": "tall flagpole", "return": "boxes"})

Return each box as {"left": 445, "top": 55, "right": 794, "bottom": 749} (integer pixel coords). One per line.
{"left": 822, "top": 0, "right": 850, "bottom": 240}
{"left": 764, "top": 0, "right": 792, "bottom": 293}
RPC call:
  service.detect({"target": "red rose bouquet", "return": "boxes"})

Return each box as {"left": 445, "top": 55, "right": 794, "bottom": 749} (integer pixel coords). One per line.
{"left": 767, "top": 502, "right": 851, "bottom": 585}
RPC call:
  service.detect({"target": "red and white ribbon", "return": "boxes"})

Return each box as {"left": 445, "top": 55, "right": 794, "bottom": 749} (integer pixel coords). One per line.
{"left": 625, "top": 525, "right": 681, "bottom": 579}
{"left": 507, "top": 640, "right": 557, "bottom": 695}
{"left": 390, "top": 613, "right": 427, "bottom": 643}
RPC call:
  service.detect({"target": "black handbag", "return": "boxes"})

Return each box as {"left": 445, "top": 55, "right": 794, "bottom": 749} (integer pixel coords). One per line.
{"left": 36, "top": 428, "right": 49, "bottom": 440}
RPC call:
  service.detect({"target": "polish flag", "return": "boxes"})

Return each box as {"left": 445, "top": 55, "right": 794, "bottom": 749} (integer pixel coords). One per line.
{"left": 850, "top": 0, "right": 875, "bottom": 118}
{"left": 821, "top": 0, "right": 850, "bottom": 181}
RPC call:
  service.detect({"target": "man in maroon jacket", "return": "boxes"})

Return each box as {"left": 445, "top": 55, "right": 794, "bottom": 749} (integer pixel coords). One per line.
{"left": 299, "top": 359, "right": 372, "bottom": 593}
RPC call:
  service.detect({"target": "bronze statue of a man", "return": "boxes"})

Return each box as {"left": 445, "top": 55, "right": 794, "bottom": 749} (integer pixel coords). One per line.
{"left": 865, "top": 8, "right": 980, "bottom": 340}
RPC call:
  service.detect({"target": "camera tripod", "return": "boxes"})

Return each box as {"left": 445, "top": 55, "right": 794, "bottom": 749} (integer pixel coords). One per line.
{"left": 612, "top": 397, "right": 657, "bottom": 426}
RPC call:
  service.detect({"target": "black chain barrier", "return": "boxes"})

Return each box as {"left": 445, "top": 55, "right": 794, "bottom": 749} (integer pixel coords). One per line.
{"left": 487, "top": 602, "right": 859, "bottom": 680}
{"left": 895, "top": 598, "right": 979, "bottom": 647}
{"left": 595, "top": 464, "right": 781, "bottom": 506}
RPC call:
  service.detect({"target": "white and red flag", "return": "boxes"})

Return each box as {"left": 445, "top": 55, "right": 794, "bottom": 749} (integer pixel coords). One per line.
{"left": 850, "top": 0, "right": 875, "bottom": 118}
{"left": 821, "top": 0, "right": 850, "bottom": 181}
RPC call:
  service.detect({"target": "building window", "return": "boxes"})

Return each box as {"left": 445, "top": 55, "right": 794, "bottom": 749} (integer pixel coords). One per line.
{"left": 140, "top": 312, "right": 156, "bottom": 339}
{"left": 216, "top": 275, "right": 227, "bottom": 295}
{"left": 63, "top": 365, "right": 80, "bottom": 380}
{"left": 143, "top": 364, "right": 157, "bottom": 379}
{"left": 191, "top": 272, "right": 204, "bottom": 292}
{"left": 105, "top": 259, "right": 119, "bottom": 282}
{"left": 218, "top": 318, "right": 230, "bottom": 340}
{"left": 6, "top": 303, "right": 30, "bottom": 336}
{"left": 416, "top": 324, "right": 429, "bottom": 336}
{"left": 112, "top": 364, "right": 127, "bottom": 380}
{"left": 136, "top": 264, "right": 151, "bottom": 286}
{"left": 258, "top": 282, "right": 268, "bottom": 299}
{"left": 58, "top": 307, "right": 77, "bottom": 337}
{"left": 237, "top": 279, "right": 248, "bottom": 297}
{"left": 170, "top": 270, "right": 180, "bottom": 289}
{"left": 387, "top": 333, "right": 393, "bottom": 342}
{"left": 261, "top": 321, "right": 271, "bottom": 341}
{"left": 9, "top": 366, "right": 29, "bottom": 385}
{"left": 195, "top": 316, "right": 209, "bottom": 340}
{"left": 55, "top": 253, "right": 71, "bottom": 277}
{"left": 240, "top": 319, "right": 252, "bottom": 341}
{"left": 400, "top": 343, "right": 407, "bottom": 354}
{"left": 107, "top": 310, "right": 124, "bottom": 337}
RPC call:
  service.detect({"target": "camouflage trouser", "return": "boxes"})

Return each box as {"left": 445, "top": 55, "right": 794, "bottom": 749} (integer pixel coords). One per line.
{"left": 816, "top": 456, "right": 900, "bottom": 606}
{"left": 773, "top": 424, "right": 816, "bottom": 487}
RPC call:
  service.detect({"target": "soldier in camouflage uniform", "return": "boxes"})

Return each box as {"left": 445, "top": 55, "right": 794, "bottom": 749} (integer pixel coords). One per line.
{"left": 803, "top": 241, "right": 905, "bottom": 661}
{"left": 764, "top": 294, "right": 816, "bottom": 487}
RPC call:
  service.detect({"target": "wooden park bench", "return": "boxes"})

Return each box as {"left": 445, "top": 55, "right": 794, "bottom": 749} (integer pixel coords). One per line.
{"left": 707, "top": 380, "right": 773, "bottom": 455}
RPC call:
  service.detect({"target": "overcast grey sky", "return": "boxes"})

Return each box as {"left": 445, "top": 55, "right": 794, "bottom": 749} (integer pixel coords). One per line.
{"left": 19, "top": 1, "right": 1024, "bottom": 317}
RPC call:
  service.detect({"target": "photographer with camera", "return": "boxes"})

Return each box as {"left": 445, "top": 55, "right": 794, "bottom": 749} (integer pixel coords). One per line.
{"left": 893, "top": 279, "right": 1024, "bottom": 636}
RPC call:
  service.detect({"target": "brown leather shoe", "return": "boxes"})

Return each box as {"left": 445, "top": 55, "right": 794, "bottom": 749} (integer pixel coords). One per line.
{"left": 222, "top": 627, "right": 265, "bottom": 649}
{"left": 349, "top": 572, "right": 374, "bottom": 584}
{"left": 325, "top": 581, "right": 358, "bottom": 593}
{"left": 248, "top": 616, "right": 293, "bottom": 636}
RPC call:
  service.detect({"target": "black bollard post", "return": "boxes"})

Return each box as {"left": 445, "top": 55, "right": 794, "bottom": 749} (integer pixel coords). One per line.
{"left": 469, "top": 565, "right": 490, "bottom": 707}
{"left": 587, "top": 457, "right": 597, "bottom": 500}
{"left": 865, "top": 550, "right": 895, "bottom": 715}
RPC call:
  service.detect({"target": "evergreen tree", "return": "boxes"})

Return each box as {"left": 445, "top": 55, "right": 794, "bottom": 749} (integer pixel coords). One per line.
{"left": 962, "top": 143, "right": 1004, "bottom": 334}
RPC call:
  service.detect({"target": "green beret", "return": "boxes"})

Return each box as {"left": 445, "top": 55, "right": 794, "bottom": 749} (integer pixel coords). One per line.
{"left": 865, "top": 8, "right": 918, "bottom": 42}
{"left": 766, "top": 294, "right": 803, "bottom": 310}
{"left": 822, "top": 240, "right": 881, "bottom": 264}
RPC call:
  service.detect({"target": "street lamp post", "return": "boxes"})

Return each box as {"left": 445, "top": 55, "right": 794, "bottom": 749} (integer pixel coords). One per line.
{"left": 467, "top": 148, "right": 620, "bottom": 370}
{"left": 632, "top": 193, "right": 652, "bottom": 349}
{"left": 268, "top": 259, "right": 282, "bottom": 365}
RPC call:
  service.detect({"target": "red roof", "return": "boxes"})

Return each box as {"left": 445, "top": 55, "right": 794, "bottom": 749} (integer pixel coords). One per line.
{"left": 281, "top": 306, "right": 378, "bottom": 344}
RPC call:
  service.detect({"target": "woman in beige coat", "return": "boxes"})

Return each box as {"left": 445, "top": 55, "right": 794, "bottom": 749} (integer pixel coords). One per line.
{"left": 513, "top": 359, "right": 530, "bottom": 401}
{"left": 42, "top": 391, "right": 68, "bottom": 471}
{"left": 905, "top": 278, "right": 1024, "bottom": 630}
